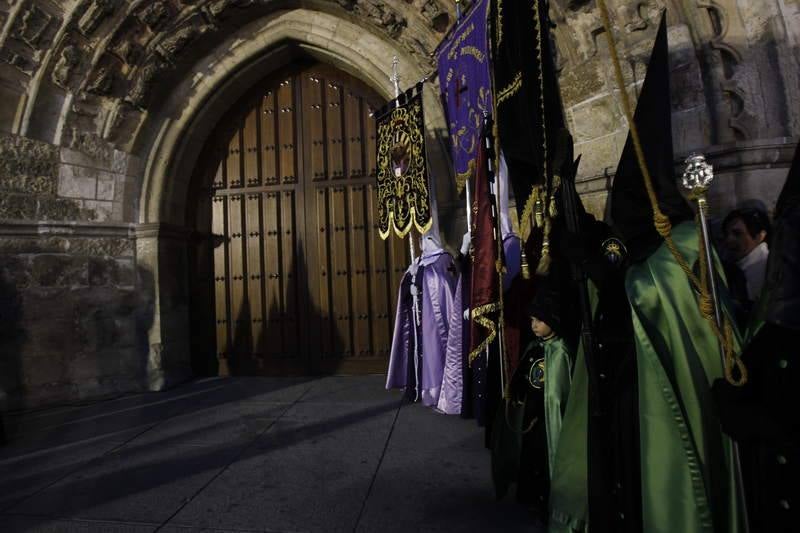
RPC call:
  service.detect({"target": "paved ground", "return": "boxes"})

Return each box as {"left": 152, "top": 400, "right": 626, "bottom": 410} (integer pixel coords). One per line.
{"left": 0, "top": 376, "right": 540, "bottom": 532}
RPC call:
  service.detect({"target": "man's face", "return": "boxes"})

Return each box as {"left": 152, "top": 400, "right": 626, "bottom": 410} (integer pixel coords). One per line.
{"left": 724, "top": 218, "right": 765, "bottom": 261}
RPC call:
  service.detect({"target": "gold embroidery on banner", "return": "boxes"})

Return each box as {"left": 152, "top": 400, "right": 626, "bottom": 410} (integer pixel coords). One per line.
{"left": 469, "top": 301, "right": 502, "bottom": 364}
{"left": 460, "top": 45, "right": 486, "bottom": 62}
{"left": 448, "top": 22, "right": 476, "bottom": 60}
{"left": 455, "top": 159, "right": 476, "bottom": 194}
{"left": 496, "top": 71, "right": 522, "bottom": 106}
{"left": 376, "top": 98, "right": 433, "bottom": 239}
{"left": 496, "top": 0, "right": 504, "bottom": 47}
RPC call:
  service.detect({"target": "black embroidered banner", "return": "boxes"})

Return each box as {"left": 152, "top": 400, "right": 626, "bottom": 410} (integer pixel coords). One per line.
{"left": 489, "top": 0, "right": 566, "bottom": 242}
{"left": 375, "top": 84, "right": 432, "bottom": 240}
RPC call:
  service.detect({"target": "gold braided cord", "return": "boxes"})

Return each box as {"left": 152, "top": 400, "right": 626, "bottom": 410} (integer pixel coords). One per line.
{"left": 595, "top": 1, "right": 746, "bottom": 385}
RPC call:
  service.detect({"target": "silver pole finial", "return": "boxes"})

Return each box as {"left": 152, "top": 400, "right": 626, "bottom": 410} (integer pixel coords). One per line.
{"left": 390, "top": 56, "right": 401, "bottom": 98}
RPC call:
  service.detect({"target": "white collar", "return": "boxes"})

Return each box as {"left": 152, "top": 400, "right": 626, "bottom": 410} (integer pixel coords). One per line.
{"left": 737, "top": 241, "right": 769, "bottom": 270}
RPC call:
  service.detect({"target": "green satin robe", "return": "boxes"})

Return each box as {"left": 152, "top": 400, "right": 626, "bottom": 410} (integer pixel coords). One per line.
{"left": 625, "top": 221, "right": 746, "bottom": 533}
{"left": 548, "top": 340, "right": 589, "bottom": 532}
{"left": 543, "top": 336, "right": 574, "bottom": 479}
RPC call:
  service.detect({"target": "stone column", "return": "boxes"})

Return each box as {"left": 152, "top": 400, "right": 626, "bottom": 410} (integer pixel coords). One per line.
{"left": 135, "top": 223, "right": 192, "bottom": 391}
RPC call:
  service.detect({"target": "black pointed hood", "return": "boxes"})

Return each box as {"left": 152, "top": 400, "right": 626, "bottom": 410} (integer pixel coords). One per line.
{"left": 609, "top": 14, "right": 693, "bottom": 261}
{"left": 775, "top": 141, "right": 800, "bottom": 219}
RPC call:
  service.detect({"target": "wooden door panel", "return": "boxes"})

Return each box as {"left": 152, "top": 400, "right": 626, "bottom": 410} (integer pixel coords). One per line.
{"left": 243, "top": 110, "right": 260, "bottom": 187}
{"left": 208, "top": 64, "right": 403, "bottom": 376}
{"left": 260, "top": 91, "right": 278, "bottom": 185}
{"left": 277, "top": 79, "right": 297, "bottom": 185}
{"left": 328, "top": 185, "right": 353, "bottom": 360}
{"left": 325, "top": 81, "right": 345, "bottom": 180}
{"left": 212, "top": 193, "right": 229, "bottom": 373}
{"left": 226, "top": 129, "right": 242, "bottom": 188}
{"left": 367, "top": 183, "right": 392, "bottom": 361}
{"left": 365, "top": 105, "right": 378, "bottom": 177}
{"left": 262, "top": 191, "right": 282, "bottom": 358}
{"left": 344, "top": 90, "right": 364, "bottom": 179}
{"left": 304, "top": 75, "right": 326, "bottom": 183}
{"left": 348, "top": 184, "right": 371, "bottom": 359}
{"left": 227, "top": 193, "right": 249, "bottom": 366}
{"left": 245, "top": 192, "right": 264, "bottom": 364}
{"left": 279, "top": 190, "right": 299, "bottom": 359}
{"left": 312, "top": 187, "right": 334, "bottom": 360}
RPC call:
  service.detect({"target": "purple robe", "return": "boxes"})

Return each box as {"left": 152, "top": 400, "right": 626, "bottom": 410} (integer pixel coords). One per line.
{"left": 437, "top": 271, "right": 466, "bottom": 414}
{"left": 386, "top": 251, "right": 456, "bottom": 407}
{"left": 437, "top": 234, "right": 521, "bottom": 414}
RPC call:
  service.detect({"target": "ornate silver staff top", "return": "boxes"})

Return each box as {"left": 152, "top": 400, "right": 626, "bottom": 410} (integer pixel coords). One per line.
{"left": 681, "top": 153, "right": 715, "bottom": 194}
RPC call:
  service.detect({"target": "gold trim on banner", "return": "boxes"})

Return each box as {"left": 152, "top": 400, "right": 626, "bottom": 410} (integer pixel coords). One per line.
{"left": 455, "top": 159, "right": 476, "bottom": 194}
{"left": 496, "top": 71, "right": 522, "bottom": 106}
{"left": 469, "top": 301, "right": 501, "bottom": 364}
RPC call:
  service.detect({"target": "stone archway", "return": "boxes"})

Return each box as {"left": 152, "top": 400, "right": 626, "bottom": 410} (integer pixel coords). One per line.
{"left": 134, "top": 9, "right": 455, "bottom": 389}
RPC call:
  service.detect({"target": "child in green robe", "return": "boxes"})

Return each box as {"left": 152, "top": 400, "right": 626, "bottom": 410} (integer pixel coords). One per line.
{"left": 526, "top": 289, "right": 575, "bottom": 480}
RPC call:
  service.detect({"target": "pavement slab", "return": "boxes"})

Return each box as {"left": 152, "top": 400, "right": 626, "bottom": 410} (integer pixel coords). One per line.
{"left": 1, "top": 377, "right": 539, "bottom": 533}
{"left": 354, "top": 402, "right": 539, "bottom": 533}
{"left": 165, "top": 399, "right": 402, "bottom": 532}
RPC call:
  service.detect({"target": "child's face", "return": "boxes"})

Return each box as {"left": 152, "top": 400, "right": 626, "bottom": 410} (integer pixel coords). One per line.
{"left": 530, "top": 316, "right": 553, "bottom": 338}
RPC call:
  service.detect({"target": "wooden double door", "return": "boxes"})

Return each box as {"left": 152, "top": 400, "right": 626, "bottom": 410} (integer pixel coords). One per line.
{"left": 199, "top": 63, "right": 408, "bottom": 376}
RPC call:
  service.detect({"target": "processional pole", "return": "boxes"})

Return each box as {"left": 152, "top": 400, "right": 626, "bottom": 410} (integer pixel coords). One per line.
{"left": 681, "top": 154, "right": 750, "bottom": 532}
{"left": 390, "top": 56, "right": 417, "bottom": 263}
{"left": 390, "top": 55, "right": 423, "bottom": 401}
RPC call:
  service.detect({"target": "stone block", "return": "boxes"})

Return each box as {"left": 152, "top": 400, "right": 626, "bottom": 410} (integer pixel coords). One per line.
{"left": 83, "top": 199, "right": 114, "bottom": 221}
{"left": 88, "top": 256, "right": 135, "bottom": 287}
{"left": 0, "top": 236, "right": 70, "bottom": 255}
{"left": 19, "top": 289, "right": 74, "bottom": 321}
{"left": 574, "top": 130, "right": 626, "bottom": 179}
{"left": 0, "top": 255, "right": 32, "bottom": 289}
{"left": 0, "top": 193, "right": 38, "bottom": 220}
{"left": 96, "top": 175, "right": 116, "bottom": 201}
{"left": 672, "top": 109, "right": 708, "bottom": 155}
{"left": 31, "top": 255, "right": 89, "bottom": 288}
{"left": 69, "top": 237, "right": 136, "bottom": 258}
{"left": 37, "top": 196, "right": 94, "bottom": 221}
{"left": 25, "top": 317, "right": 83, "bottom": 357}
{"left": 60, "top": 136, "right": 114, "bottom": 170}
{"left": 559, "top": 60, "right": 604, "bottom": 108}
{"left": 569, "top": 94, "right": 624, "bottom": 144}
{"left": 57, "top": 164, "right": 97, "bottom": 199}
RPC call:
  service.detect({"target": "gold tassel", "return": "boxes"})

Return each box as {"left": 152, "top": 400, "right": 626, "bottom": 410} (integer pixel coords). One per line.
{"left": 521, "top": 248, "right": 530, "bottom": 279}
{"left": 536, "top": 218, "right": 552, "bottom": 275}
{"left": 534, "top": 189, "right": 544, "bottom": 228}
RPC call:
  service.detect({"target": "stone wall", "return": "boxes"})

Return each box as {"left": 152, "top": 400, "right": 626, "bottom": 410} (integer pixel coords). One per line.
{"left": 0, "top": 133, "right": 151, "bottom": 409}
{"left": 553, "top": 0, "right": 800, "bottom": 218}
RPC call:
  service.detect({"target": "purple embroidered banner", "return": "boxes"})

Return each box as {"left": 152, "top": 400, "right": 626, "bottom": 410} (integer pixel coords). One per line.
{"left": 435, "top": 0, "right": 492, "bottom": 193}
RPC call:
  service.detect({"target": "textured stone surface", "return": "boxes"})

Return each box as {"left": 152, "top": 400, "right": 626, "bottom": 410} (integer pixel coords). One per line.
{"left": 0, "top": 134, "right": 59, "bottom": 195}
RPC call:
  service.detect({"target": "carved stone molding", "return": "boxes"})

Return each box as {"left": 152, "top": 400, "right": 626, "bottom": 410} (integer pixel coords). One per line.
{"left": 51, "top": 44, "right": 82, "bottom": 89}
{"left": 78, "top": 0, "right": 116, "bottom": 36}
